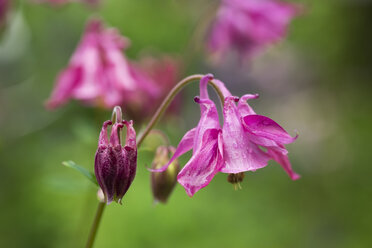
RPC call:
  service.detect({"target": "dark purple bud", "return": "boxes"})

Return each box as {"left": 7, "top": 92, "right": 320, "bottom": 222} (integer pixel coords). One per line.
{"left": 150, "top": 146, "right": 179, "bottom": 204}
{"left": 94, "top": 119, "right": 137, "bottom": 204}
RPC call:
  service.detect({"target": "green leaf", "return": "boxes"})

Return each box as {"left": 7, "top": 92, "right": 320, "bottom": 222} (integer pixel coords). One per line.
{"left": 62, "top": 161, "right": 98, "bottom": 186}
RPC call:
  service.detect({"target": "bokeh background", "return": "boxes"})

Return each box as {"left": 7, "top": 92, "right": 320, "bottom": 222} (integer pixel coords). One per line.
{"left": 1, "top": 0, "right": 371, "bottom": 247}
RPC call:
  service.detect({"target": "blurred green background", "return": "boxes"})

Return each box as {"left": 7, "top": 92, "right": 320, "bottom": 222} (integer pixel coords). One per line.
{"left": 1, "top": 0, "right": 371, "bottom": 247}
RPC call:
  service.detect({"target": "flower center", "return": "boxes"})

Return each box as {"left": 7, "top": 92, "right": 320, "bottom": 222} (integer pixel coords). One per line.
{"left": 227, "top": 172, "right": 245, "bottom": 190}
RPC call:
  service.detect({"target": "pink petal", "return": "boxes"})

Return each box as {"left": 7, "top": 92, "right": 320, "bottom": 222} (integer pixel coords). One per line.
{"left": 268, "top": 146, "right": 300, "bottom": 180}
{"left": 221, "top": 97, "right": 270, "bottom": 173}
{"left": 149, "top": 128, "right": 196, "bottom": 173}
{"left": 177, "top": 129, "right": 224, "bottom": 197}
{"left": 46, "top": 66, "right": 83, "bottom": 109}
{"left": 237, "top": 94, "right": 259, "bottom": 116}
{"left": 242, "top": 115, "right": 297, "bottom": 144}
{"left": 199, "top": 74, "right": 214, "bottom": 99}
{"left": 193, "top": 98, "right": 221, "bottom": 151}
{"left": 98, "top": 120, "right": 112, "bottom": 147}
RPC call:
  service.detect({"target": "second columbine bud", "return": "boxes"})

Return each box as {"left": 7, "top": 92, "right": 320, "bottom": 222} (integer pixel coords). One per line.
{"left": 94, "top": 119, "right": 137, "bottom": 205}
{"left": 151, "top": 146, "right": 179, "bottom": 204}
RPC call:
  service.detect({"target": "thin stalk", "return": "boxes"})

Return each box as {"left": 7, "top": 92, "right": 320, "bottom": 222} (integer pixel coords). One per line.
{"left": 85, "top": 202, "right": 105, "bottom": 248}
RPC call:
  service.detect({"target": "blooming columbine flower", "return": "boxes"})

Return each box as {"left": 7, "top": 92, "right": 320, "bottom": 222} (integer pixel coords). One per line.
{"left": 95, "top": 119, "right": 137, "bottom": 204}
{"left": 46, "top": 18, "right": 159, "bottom": 110}
{"left": 208, "top": 0, "right": 299, "bottom": 61}
{"left": 154, "top": 74, "right": 298, "bottom": 197}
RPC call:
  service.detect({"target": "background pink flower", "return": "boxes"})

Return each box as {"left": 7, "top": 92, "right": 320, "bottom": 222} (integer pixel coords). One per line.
{"left": 208, "top": 0, "right": 300, "bottom": 61}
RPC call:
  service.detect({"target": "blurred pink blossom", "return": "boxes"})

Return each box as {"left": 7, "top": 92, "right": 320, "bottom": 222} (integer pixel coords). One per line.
{"left": 46, "top": 18, "right": 160, "bottom": 110}
{"left": 207, "top": 0, "right": 300, "bottom": 61}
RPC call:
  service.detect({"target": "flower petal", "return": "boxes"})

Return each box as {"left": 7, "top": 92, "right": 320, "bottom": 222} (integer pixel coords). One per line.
{"left": 149, "top": 128, "right": 196, "bottom": 173}
{"left": 199, "top": 74, "right": 214, "bottom": 99}
{"left": 268, "top": 146, "right": 300, "bottom": 180}
{"left": 242, "top": 114, "right": 297, "bottom": 144}
{"left": 193, "top": 98, "right": 221, "bottom": 151}
{"left": 237, "top": 94, "right": 259, "bottom": 116}
{"left": 221, "top": 96, "right": 269, "bottom": 173}
{"left": 177, "top": 129, "right": 223, "bottom": 197}
{"left": 212, "top": 79, "right": 232, "bottom": 98}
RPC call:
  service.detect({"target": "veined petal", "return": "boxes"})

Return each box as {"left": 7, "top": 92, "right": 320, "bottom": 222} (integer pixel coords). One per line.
{"left": 193, "top": 98, "right": 221, "bottom": 151}
{"left": 221, "top": 96, "right": 269, "bottom": 173}
{"left": 98, "top": 120, "right": 112, "bottom": 147}
{"left": 177, "top": 129, "right": 223, "bottom": 197}
{"left": 149, "top": 128, "right": 196, "bottom": 173}
{"left": 242, "top": 115, "right": 297, "bottom": 144}
{"left": 110, "top": 122, "right": 124, "bottom": 147}
{"left": 268, "top": 146, "right": 300, "bottom": 180}
{"left": 199, "top": 74, "right": 214, "bottom": 99}
{"left": 123, "top": 120, "right": 136, "bottom": 149}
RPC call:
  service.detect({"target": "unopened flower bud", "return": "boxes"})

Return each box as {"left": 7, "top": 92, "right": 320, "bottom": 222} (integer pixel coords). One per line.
{"left": 94, "top": 119, "right": 137, "bottom": 204}
{"left": 151, "top": 146, "right": 179, "bottom": 204}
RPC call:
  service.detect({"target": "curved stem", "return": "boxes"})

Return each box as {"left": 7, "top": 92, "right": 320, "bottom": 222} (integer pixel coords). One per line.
{"left": 137, "top": 74, "right": 225, "bottom": 147}
{"left": 85, "top": 202, "right": 105, "bottom": 248}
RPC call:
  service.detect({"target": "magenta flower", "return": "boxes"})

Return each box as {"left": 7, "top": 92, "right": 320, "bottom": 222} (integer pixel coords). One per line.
{"left": 154, "top": 74, "right": 298, "bottom": 197}
{"left": 46, "top": 18, "right": 158, "bottom": 110}
{"left": 208, "top": 0, "right": 299, "bottom": 61}
{"left": 95, "top": 119, "right": 137, "bottom": 204}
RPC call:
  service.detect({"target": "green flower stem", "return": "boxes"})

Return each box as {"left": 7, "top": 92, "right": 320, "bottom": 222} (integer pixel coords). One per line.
{"left": 85, "top": 202, "right": 105, "bottom": 248}
{"left": 137, "top": 74, "right": 225, "bottom": 147}
{"left": 85, "top": 74, "right": 225, "bottom": 248}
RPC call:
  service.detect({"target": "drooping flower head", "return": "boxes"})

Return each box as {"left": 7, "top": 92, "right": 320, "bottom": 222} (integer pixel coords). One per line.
{"left": 94, "top": 118, "right": 137, "bottom": 204}
{"left": 154, "top": 74, "right": 299, "bottom": 197}
{"left": 208, "top": 0, "right": 299, "bottom": 61}
{"left": 46, "top": 18, "right": 159, "bottom": 110}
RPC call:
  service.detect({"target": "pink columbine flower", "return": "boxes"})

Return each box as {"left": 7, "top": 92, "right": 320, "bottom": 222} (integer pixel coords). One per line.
{"left": 95, "top": 119, "right": 137, "bottom": 204}
{"left": 208, "top": 0, "right": 299, "bottom": 61}
{"left": 153, "top": 74, "right": 298, "bottom": 197}
{"left": 46, "top": 18, "right": 159, "bottom": 110}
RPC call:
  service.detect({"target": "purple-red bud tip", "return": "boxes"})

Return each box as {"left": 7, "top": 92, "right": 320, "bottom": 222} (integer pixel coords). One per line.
{"left": 234, "top": 96, "right": 240, "bottom": 102}
{"left": 103, "top": 120, "right": 113, "bottom": 128}
{"left": 194, "top": 96, "right": 200, "bottom": 103}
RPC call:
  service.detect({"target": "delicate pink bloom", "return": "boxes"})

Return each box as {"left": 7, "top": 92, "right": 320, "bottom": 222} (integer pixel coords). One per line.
{"left": 154, "top": 74, "right": 298, "bottom": 196}
{"left": 95, "top": 119, "right": 137, "bottom": 204}
{"left": 208, "top": 0, "right": 299, "bottom": 61}
{"left": 46, "top": 18, "right": 158, "bottom": 110}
